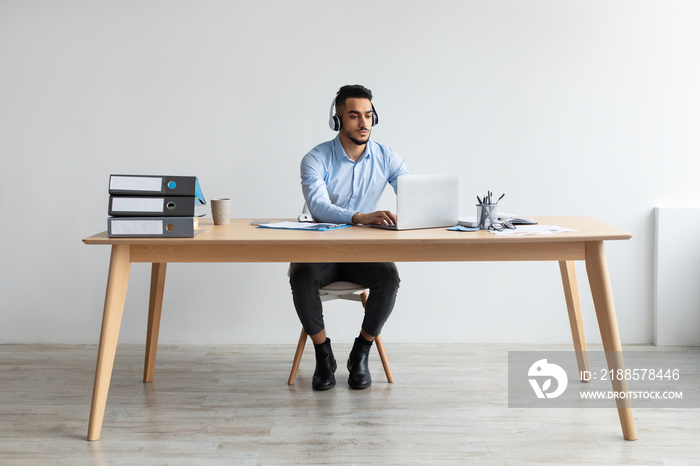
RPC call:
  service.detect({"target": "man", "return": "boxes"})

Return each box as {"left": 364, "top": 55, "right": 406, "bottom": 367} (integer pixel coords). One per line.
{"left": 289, "top": 84, "right": 409, "bottom": 391}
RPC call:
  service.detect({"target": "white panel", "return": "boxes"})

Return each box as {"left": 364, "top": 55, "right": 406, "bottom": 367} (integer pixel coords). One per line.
{"left": 110, "top": 176, "right": 162, "bottom": 192}
{"left": 111, "top": 219, "right": 162, "bottom": 235}
{"left": 111, "top": 197, "right": 164, "bottom": 213}
{"left": 654, "top": 208, "right": 700, "bottom": 346}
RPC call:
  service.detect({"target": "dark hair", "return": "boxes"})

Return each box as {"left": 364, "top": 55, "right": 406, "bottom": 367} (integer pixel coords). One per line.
{"left": 335, "top": 84, "right": 373, "bottom": 111}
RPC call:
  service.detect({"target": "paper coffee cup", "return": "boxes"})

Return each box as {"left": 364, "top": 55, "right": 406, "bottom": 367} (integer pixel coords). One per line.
{"left": 211, "top": 198, "right": 232, "bottom": 225}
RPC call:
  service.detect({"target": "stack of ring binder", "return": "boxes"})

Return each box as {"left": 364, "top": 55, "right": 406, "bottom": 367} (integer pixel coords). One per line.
{"left": 107, "top": 174, "right": 206, "bottom": 238}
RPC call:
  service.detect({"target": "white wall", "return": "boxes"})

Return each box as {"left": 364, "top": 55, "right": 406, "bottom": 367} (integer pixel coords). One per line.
{"left": 2, "top": 1, "right": 699, "bottom": 345}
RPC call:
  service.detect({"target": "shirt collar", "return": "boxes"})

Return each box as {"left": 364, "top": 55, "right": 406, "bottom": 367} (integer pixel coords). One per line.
{"left": 333, "top": 135, "right": 372, "bottom": 162}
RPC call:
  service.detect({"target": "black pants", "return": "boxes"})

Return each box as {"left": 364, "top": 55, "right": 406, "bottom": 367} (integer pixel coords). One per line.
{"left": 289, "top": 262, "right": 400, "bottom": 337}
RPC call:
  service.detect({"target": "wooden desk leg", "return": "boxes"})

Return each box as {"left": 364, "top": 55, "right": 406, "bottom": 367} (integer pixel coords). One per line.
{"left": 558, "top": 261, "right": 590, "bottom": 380}
{"left": 87, "top": 245, "right": 131, "bottom": 441}
{"left": 584, "top": 241, "right": 638, "bottom": 441}
{"left": 144, "top": 263, "right": 167, "bottom": 383}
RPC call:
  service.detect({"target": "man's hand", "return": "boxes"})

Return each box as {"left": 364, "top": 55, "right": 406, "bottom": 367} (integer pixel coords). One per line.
{"left": 352, "top": 211, "right": 398, "bottom": 226}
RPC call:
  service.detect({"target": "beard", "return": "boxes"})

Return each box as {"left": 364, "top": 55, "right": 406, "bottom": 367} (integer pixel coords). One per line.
{"left": 344, "top": 128, "right": 371, "bottom": 146}
{"left": 349, "top": 135, "right": 369, "bottom": 146}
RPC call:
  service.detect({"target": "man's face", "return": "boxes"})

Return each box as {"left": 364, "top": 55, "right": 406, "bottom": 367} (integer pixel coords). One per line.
{"left": 338, "top": 97, "right": 373, "bottom": 146}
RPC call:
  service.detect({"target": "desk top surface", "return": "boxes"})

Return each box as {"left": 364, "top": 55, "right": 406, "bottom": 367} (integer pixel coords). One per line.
{"left": 83, "top": 216, "right": 632, "bottom": 246}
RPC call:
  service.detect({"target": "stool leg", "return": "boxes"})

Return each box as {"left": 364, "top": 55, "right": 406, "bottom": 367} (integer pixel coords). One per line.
{"left": 360, "top": 290, "right": 369, "bottom": 307}
{"left": 375, "top": 335, "right": 394, "bottom": 383}
{"left": 288, "top": 329, "right": 308, "bottom": 385}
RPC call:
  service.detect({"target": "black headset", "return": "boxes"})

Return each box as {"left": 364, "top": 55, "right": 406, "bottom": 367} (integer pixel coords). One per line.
{"left": 328, "top": 96, "right": 379, "bottom": 131}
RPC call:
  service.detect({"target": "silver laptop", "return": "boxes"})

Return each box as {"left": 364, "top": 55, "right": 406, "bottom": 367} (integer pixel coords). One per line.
{"left": 371, "top": 174, "right": 459, "bottom": 230}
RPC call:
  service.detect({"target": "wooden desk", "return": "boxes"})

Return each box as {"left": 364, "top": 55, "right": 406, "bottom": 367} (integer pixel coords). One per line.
{"left": 83, "top": 216, "right": 636, "bottom": 441}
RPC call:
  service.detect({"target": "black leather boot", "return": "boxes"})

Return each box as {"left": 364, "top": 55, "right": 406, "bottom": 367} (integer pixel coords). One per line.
{"left": 312, "top": 338, "right": 337, "bottom": 391}
{"left": 347, "top": 336, "right": 372, "bottom": 389}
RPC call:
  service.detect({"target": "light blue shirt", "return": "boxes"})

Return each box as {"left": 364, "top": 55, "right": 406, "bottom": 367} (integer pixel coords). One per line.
{"left": 300, "top": 135, "right": 409, "bottom": 224}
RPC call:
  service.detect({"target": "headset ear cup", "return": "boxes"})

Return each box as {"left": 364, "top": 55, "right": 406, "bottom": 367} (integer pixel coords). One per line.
{"left": 329, "top": 98, "right": 342, "bottom": 131}
{"left": 371, "top": 103, "right": 379, "bottom": 126}
{"left": 333, "top": 115, "right": 342, "bottom": 131}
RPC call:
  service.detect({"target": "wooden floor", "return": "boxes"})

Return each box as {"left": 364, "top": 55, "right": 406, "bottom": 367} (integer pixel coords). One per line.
{"left": 1, "top": 343, "right": 698, "bottom": 465}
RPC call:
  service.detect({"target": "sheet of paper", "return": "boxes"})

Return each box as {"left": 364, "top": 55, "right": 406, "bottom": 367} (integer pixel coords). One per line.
{"left": 489, "top": 225, "right": 577, "bottom": 236}
{"left": 256, "top": 221, "right": 350, "bottom": 231}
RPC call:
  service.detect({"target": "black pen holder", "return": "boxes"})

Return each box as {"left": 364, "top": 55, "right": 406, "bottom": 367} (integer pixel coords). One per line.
{"left": 477, "top": 203, "right": 498, "bottom": 230}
